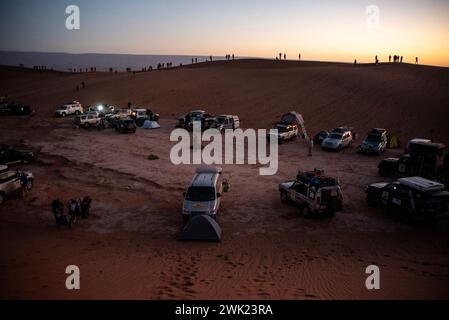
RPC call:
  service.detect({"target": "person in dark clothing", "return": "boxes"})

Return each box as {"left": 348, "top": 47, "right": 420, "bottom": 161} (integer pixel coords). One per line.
{"left": 19, "top": 172, "right": 29, "bottom": 197}
{"left": 81, "top": 196, "right": 92, "bottom": 219}
{"left": 81, "top": 81, "right": 85, "bottom": 89}
{"left": 389, "top": 55, "right": 391, "bottom": 63}
{"left": 400, "top": 56, "right": 403, "bottom": 63}
{"left": 52, "top": 199, "right": 70, "bottom": 226}
{"left": 68, "top": 199, "right": 79, "bottom": 225}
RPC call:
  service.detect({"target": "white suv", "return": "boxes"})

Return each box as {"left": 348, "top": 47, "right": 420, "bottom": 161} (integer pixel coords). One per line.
{"left": 182, "top": 167, "right": 224, "bottom": 223}
{"left": 55, "top": 101, "right": 83, "bottom": 117}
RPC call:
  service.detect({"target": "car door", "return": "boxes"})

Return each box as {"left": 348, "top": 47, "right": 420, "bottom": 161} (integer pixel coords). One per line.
{"left": 216, "top": 175, "right": 223, "bottom": 210}
{"left": 290, "top": 182, "right": 307, "bottom": 204}
{"left": 5, "top": 174, "right": 20, "bottom": 195}
{"left": 342, "top": 133, "right": 350, "bottom": 147}
{"left": 380, "top": 184, "right": 396, "bottom": 207}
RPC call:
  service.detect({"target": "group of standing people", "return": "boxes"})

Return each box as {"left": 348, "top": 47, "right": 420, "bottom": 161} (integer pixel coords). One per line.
{"left": 373, "top": 55, "right": 419, "bottom": 65}
{"left": 225, "top": 54, "right": 235, "bottom": 61}
{"left": 275, "top": 53, "right": 302, "bottom": 61}
{"left": 51, "top": 197, "right": 92, "bottom": 228}
{"left": 277, "top": 53, "right": 287, "bottom": 60}
{"left": 389, "top": 55, "right": 403, "bottom": 63}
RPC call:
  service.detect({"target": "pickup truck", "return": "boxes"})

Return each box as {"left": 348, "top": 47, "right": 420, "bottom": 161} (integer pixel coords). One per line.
{"left": 279, "top": 169, "right": 343, "bottom": 217}
{"left": 55, "top": 101, "right": 83, "bottom": 117}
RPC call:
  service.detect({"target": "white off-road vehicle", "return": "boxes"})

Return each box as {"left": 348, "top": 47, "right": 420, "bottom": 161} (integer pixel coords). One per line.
{"left": 55, "top": 101, "right": 83, "bottom": 117}
{"left": 0, "top": 165, "right": 34, "bottom": 204}
{"left": 74, "top": 113, "right": 102, "bottom": 128}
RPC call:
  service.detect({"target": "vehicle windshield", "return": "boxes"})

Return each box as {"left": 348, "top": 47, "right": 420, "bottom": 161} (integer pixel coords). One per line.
{"left": 216, "top": 117, "right": 227, "bottom": 124}
{"left": 329, "top": 133, "right": 342, "bottom": 140}
{"left": 275, "top": 125, "right": 290, "bottom": 133}
{"left": 185, "top": 186, "right": 216, "bottom": 202}
{"left": 365, "top": 134, "right": 382, "bottom": 143}
{"left": 60, "top": 106, "right": 68, "bottom": 110}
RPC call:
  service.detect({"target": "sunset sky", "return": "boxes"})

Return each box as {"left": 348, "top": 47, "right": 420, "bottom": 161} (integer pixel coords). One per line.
{"left": 1, "top": 0, "right": 448, "bottom": 66}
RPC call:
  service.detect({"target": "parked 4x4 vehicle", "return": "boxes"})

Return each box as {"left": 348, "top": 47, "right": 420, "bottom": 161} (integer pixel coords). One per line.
{"left": 358, "top": 128, "right": 388, "bottom": 155}
{"left": 0, "top": 102, "right": 32, "bottom": 116}
{"left": 365, "top": 176, "right": 449, "bottom": 221}
{"left": 115, "top": 119, "right": 137, "bottom": 133}
{"left": 74, "top": 113, "right": 102, "bottom": 128}
{"left": 213, "top": 115, "right": 240, "bottom": 132}
{"left": 267, "top": 123, "right": 298, "bottom": 143}
{"left": 0, "top": 165, "right": 34, "bottom": 205}
{"left": 322, "top": 127, "right": 355, "bottom": 151}
{"left": 313, "top": 131, "right": 330, "bottom": 145}
{"left": 182, "top": 167, "right": 225, "bottom": 224}
{"left": 0, "top": 146, "right": 34, "bottom": 165}
{"left": 88, "top": 104, "right": 115, "bottom": 116}
{"left": 55, "top": 101, "right": 83, "bottom": 117}
{"left": 279, "top": 169, "right": 343, "bottom": 217}
{"left": 378, "top": 140, "right": 448, "bottom": 183}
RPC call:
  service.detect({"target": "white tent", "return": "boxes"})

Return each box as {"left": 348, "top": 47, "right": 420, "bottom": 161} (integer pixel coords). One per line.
{"left": 142, "top": 120, "right": 161, "bottom": 129}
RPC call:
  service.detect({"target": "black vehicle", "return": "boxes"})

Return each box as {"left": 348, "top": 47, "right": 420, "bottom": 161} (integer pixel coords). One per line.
{"left": 378, "top": 140, "right": 447, "bottom": 182}
{"left": 115, "top": 119, "right": 137, "bottom": 134}
{"left": 176, "top": 110, "right": 215, "bottom": 131}
{"left": 365, "top": 177, "right": 449, "bottom": 221}
{"left": 0, "top": 102, "right": 32, "bottom": 116}
{"left": 358, "top": 128, "right": 388, "bottom": 155}
{"left": 0, "top": 146, "right": 35, "bottom": 165}
{"left": 313, "top": 131, "right": 329, "bottom": 145}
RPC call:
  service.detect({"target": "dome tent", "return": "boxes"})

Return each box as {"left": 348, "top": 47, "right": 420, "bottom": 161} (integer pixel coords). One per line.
{"left": 180, "top": 215, "right": 222, "bottom": 242}
{"left": 142, "top": 120, "right": 160, "bottom": 129}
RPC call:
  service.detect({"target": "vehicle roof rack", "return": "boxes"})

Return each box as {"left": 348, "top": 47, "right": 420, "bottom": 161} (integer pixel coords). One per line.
{"left": 398, "top": 177, "right": 444, "bottom": 192}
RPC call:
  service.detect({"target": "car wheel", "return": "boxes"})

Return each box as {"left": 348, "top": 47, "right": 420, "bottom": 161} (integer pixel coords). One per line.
{"left": 366, "top": 194, "right": 377, "bottom": 207}
{"left": 61, "top": 113, "right": 66, "bottom": 117}
{"left": 338, "top": 145, "right": 342, "bottom": 151}
{"left": 75, "top": 111, "right": 80, "bottom": 115}
{"left": 0, "top": 193, "right": 5, "bottom": 205}
{"left": 302, "top": 206, "right": 312, "bottom": 218}
{"left": 280, "top": 191, "right": 289, "bottom": 202}
{"left": 379, "top": 167, "right": 389, "bottom": 177}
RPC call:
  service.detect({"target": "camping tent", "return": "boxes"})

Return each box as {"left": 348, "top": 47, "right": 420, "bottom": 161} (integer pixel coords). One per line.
{"left": 142, "top": 120, "right": 160, "bottom": 129}
{"left": 180, "top": 215, "right": 222, "bottom": 242}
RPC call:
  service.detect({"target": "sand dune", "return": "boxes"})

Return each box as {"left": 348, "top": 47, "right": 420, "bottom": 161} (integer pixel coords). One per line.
{"left": 1, "top": 60, "right": 449, "bottom": 300}
{"left": 1, "top": 59, "right": 449, "bottom": 145}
